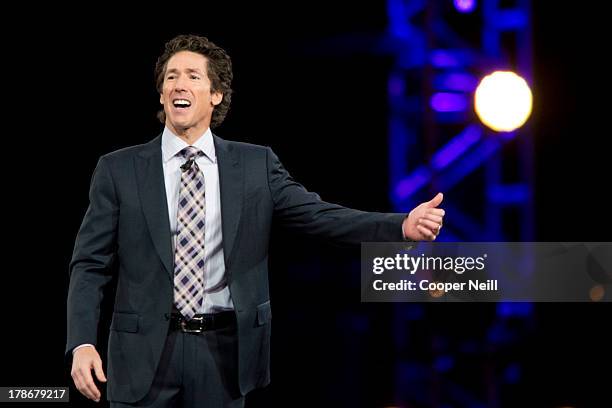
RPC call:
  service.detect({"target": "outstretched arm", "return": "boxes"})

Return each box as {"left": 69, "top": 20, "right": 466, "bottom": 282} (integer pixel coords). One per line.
{"left": 266, "top": 148, "right": 444, "bottom": 244}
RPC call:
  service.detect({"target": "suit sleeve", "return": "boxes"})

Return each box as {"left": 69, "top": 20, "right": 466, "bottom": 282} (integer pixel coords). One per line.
{"left": 266, "top": 147, "right": 407, "bottom": 246}
{"left": 66, "top": 155, "right": 118, "bottom": 357}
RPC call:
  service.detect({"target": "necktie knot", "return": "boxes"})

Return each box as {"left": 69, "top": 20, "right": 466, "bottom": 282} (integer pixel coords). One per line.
{"left": 178, "top": 146, "right": 203, "bottom": 161}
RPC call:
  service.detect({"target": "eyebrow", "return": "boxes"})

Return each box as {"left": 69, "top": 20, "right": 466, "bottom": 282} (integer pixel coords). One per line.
{"left": 165, "top": 68, "right": 205, "bottom": 75}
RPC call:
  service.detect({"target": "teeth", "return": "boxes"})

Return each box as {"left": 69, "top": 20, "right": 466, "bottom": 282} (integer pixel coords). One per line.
{"left": 173, "top": 99, "right": 191, "bottom": 107}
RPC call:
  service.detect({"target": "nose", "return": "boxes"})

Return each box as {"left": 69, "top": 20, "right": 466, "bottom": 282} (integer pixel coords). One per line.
{"left": 173, "top": 74, "right": 189, "bottom": 92}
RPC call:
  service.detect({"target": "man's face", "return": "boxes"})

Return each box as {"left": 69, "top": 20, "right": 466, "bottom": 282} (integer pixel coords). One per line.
{"left": 160, "top": 51, "right": 222, "bottom": 134}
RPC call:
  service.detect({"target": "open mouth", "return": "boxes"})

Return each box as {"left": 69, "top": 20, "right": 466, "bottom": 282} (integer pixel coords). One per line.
{"left": 172, "top": 99, "right": 192, "bottom": 109}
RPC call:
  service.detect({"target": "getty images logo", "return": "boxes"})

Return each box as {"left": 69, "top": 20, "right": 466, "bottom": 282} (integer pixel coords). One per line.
{"left": 372, "top": 253, "right": 488, "bottom": 275}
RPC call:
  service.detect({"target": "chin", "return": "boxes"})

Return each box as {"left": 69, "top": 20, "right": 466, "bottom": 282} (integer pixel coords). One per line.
{"left": 169, "top": 119, "right": 191, "bottom": 130}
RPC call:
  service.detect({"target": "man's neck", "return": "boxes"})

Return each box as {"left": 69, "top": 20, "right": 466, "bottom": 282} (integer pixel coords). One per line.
{"left": 166, "top": 122, "right": 209, "bottom": 145}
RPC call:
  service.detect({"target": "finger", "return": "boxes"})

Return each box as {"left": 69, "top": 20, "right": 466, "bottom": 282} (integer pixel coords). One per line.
{"left": 425, "top": 192, "right": 443, "bottom": 208}
{"left": 418, "top": 218, "right": 440, "bottom": 231}
{"left": 422, "top": 213, "right": 443, "bottom": 224}
{"left": 427, "top": 208, "right": 445, "bottom": 217}
{"left": 74, "top": 370, "right": 97, "bottom": 401}
{"left": 80, "top": 367, "right": 101, "bottom": 401}
{"left": 417, "top": 225, "right": 436, "bottom": 240}
{"left": 71, "top": 369, "right": 85, "bottom": 395}
{"left": 71, "top": 372, "right": 84, "bottom": 396}
{"left": 93, "top": 358, "right": 107, "bottom": 383}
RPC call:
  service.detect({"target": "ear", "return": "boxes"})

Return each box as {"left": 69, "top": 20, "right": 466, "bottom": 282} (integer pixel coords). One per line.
{"left": 211, "top": 92, "right": 223, "bottom": 106}
{"left": 160, "top": 93, "right": 164, "bottom": 105}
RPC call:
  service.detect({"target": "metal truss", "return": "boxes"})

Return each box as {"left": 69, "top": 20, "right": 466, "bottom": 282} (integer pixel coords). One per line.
{"left": 386, "top": 0, "right": 534, "bottom": 241}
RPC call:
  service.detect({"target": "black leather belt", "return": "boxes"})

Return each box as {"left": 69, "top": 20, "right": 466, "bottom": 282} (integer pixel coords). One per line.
{"left": 168, "top": 311, "right": 236, "bottom": 333}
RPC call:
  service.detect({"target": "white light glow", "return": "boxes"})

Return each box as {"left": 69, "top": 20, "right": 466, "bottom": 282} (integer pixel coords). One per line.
{"left": 474, "top": 71, "right": 533, "bottom": 132}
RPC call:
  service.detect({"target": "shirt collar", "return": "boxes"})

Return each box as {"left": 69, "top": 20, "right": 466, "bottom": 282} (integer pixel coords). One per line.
{"left": 161, "top": 126, "right": 216, "bottom": 164}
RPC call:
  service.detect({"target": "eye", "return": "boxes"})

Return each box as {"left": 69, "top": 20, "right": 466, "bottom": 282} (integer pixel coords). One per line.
{"left": 190, "top": 74, "right": 200, "bottom": 80}
{"left": 166, "top": 74, "right": 176, "bottom": 80}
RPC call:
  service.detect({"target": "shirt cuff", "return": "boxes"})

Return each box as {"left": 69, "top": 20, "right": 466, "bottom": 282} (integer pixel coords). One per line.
{"left": 401, "top": 214, "right": 410, "bottom": 241}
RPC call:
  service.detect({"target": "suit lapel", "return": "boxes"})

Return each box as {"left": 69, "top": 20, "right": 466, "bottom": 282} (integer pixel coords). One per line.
{"left": 135, "top": 135, "right": 174, "bottom": 279}
{"left": 213, "top": 134, "right": 243, "bottom": 269}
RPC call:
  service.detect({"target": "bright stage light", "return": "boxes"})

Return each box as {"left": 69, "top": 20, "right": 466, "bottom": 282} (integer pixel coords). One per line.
{"left": 454, "top": 0, "right": 476, "bottom": 13}
{"left": 474, "top": 71, "right": 532, "bottom": 132}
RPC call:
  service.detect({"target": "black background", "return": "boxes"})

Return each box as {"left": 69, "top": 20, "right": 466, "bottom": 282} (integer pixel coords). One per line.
{"left": 1, "top": 2, "right": 610, "bottom": 407}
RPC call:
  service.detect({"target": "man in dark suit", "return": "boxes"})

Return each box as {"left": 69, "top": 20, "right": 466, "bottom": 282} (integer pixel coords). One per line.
{"left": 67, "top": 34, "right": 445, "bottom": 407}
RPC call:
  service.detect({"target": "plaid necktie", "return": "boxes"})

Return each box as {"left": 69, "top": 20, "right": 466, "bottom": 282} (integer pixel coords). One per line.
{"left": 174, "top": 146, "right": 206, "bottom": 320}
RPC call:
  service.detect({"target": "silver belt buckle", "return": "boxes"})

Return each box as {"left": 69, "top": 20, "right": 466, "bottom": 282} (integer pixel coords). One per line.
{"left": 180, "top": 316, "right": 205, "bottom": 333}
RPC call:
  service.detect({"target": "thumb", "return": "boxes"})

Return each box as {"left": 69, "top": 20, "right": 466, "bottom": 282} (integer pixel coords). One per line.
{"left": 93, "top": 359, "right": 107, "bottom": 383}
{"left": 426, "top": 192, "right": 443, "bottom": 208}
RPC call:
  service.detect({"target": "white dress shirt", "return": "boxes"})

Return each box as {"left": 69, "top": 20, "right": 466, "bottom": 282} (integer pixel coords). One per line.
{"left": 161, "top": 126, "right": 234, "bottom": 313}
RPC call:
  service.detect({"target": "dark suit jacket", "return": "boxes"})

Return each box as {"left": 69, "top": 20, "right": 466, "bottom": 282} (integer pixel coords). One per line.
{"left": 66, "top": 134, "right": 405, "bottom": 403}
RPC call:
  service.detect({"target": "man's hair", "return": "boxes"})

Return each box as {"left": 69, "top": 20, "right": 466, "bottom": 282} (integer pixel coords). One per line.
{"left": 155, "top": 34, "right": 233, "bottom": 129}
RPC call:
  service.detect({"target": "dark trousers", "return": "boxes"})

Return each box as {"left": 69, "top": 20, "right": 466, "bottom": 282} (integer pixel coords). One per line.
{"left": 110, "top": 322, "right": 244, "bottom": 408}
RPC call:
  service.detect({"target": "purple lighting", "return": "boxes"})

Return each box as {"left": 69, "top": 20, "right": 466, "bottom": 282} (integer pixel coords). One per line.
{"left": 430, "top": 49, "right": 473, "bottom": 68}
{"left": 431, "top": 50, "right": 459, "bottom": 67}
{"left": 432, "top": 125, "right": 482, "bottom": 170}
{"left": 435, "top": 72, "right": 478, "bottom": 92}
{"left": 388, "top": 75, "right": 405, "bottom": 97}
{"left": 395, "top": 168, "right": 430, "bottom": 200}
{"left": 430, "top": 92, "right": 468, "bottom": 112}
{"left": 454, "top": 0, "right": 476, "bottom": 13}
